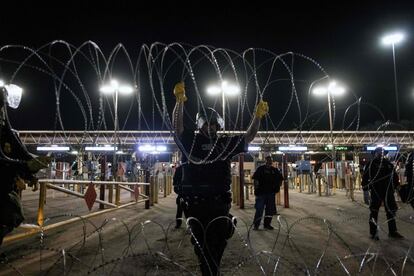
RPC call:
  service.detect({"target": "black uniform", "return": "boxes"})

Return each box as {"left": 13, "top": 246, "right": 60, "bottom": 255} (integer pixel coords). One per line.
{"left": 176, "top": 128, "right": 246, "bottom": 276}
{"left": 252, "top": 165, "right": 283, "bottom": 228}
{"left": 403, "top": 151, "right": 414, "bottom": 208}
{"left": 0, "top": 89, "right": 35, "bottom": 246}
{"left": 173, "top": 165, "right": 183, "bottom": 228}
{"left": 362, "top": 156, "right": 399, "bottom": 237}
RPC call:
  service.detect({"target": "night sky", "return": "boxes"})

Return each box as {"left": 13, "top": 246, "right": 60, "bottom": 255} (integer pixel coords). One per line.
{"left": 2, "top": 1, "right": 414, "bottom": 130}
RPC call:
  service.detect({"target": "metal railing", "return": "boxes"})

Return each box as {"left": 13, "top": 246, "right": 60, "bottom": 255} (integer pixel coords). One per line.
{"left": 4, "top": 179, "right": 150, "bottom": 244}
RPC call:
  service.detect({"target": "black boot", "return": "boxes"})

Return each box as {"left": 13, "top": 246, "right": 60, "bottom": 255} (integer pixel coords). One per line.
{"left": 175, "top": 218, "right": 182, "bottom": 228}
{"left": 263, "top": 217, "right": 274, "bottom": 230}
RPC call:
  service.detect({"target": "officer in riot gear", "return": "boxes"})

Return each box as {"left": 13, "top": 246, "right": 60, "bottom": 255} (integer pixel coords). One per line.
{"left": 172, "top": 81, "right": 268, "bottom": 275}
{"left": 362, "top": 147, "right": 403, "bottom": 240}
{"left": 0, "top": 85, "right": 50, "bottom": 246}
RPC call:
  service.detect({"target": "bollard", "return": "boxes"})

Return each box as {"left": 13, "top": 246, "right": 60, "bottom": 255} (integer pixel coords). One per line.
{"left": 115, "top": 183, "right": 121, "bottom": 206}
{"left": 282, "top": 154, "right": 289, "bottom": 208}
{"left": 232, "top": 175, "right": 237, "bottom": 204}
{"left": 99, "top": 156, "right": 106, "bottom": 209}
{"left": 37, "top": 182, "right": 47, "bottom": 227}
{"left": 145, "top": 170, "right": 150, "bottom": 209}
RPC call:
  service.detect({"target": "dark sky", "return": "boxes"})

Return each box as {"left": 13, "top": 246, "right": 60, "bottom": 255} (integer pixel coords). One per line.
{"left": 2, "top": 1, "right": 414, "bottom": 130}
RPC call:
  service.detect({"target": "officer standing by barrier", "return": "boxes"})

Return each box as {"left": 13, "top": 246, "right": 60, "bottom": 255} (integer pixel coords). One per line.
{"left": 362, "top": 147, "right": 403, "bottom": 240}
{"left": 172, "top": 81, "right": 268, "bottom": 275}
{"left": 252, "top": 156, "right": 283, "bottom": 230}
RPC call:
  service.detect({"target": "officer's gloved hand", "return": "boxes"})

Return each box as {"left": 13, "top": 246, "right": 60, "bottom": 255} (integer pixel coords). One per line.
{"left": 15, "top": 176, "right": 26, "bottom": 191}
{"left": 174, "top": 82, "right": 187, "bottom": 103}
{"left": 255, "top": 99, "right": 269, "bottom": 119}
{"left": 28, "top": 177, "right": 39, "bottom": 191}
{"left": 27, "top": 156, "right": 51, "bottom": 173}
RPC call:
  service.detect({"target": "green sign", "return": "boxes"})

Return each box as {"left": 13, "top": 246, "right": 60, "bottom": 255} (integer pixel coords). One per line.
{"left": 323, "top": 145, "right": 354, "bottom": 151}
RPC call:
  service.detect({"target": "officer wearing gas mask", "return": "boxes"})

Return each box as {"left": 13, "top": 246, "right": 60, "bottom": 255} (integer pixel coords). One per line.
{"left": 172, "top": 81, "right": 268, "bottom": 275}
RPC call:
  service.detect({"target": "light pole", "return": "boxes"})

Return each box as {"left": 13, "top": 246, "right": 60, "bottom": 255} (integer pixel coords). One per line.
{"left": 313, "top": 81, "right": 346, "bottom": 195}
{"left": 206, "top": 80, "right": 240, "bottom": 131}
{"left": 381, "top": 31, "right": 405, "bottom": 122}
{"left": 313, "top": 81, "right": 346, "bottom": 143}
{"left": 99, "top": 79, "right": 134, "bottom": 180}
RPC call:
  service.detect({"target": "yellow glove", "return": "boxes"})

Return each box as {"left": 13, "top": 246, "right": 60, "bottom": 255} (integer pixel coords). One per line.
{"left": 173, "top": 82, "right": 187, "bottom": 103}
{"left": 27, "top": 156, "right": 51, "bottom": 173}
{"left": 255, "top": 100, "right": 269, "bottom": 119}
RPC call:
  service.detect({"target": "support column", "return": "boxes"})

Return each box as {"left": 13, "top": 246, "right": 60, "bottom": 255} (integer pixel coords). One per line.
{"left": 99, "top": 156, "right": 106, "bottom": 209}
{"left": 145, "top": 170, "right": 150, "bottom": 209}
{"left": 239, "top": 154, "right": 245, "bottom": 209}
{"left": 282, "top": 154, "right": 289, "bottom": 208}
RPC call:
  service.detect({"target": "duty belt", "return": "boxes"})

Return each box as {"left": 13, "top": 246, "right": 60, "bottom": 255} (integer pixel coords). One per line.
{"left": 181, "top": 193, "right": 231, "bottom": 205}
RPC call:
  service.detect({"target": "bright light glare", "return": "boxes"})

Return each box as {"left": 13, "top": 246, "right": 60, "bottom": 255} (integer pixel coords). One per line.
{"left": 138, "top": 144, "right": 167, "bottom": 152}
{"left": 100, "top": 79, "right": 134, "bottom": 94}
{"left": 329, "top": 82, "right": 345, "bottom": 96}
{"left": 222, "top": 81, "right": 240, "bottom": 96}
{"left": 100, "top": 85, "right": 114, "bottom": 94}
{"left": 119, "top": 86, "right": 134, "bottom": 94}
{"left": 382, "top": 32, "right": 405, "bottom": 45}
{"left": 207, "top": 86, "right": 221, "bottom": 95}
{"left": 313, "top": 81, "right": 345, "bottom": 96}
{"left": 207, "top": 80, "right": 240, "bottom": 96}
{"left": 312, "top": 86, "right": 327, "bottom": 96}
{"left": 0, "top": 80, "right": 4, "bottom": 87}
{"left": 85, "top": 146, "right": 117, "bottom": 151}
{"left": 278, "top": 146, "right": 308, "bottom": 151}
{"left": 248, "top": 146, "right": 261, "bottom": 151}
{"left": 37, "top": 145, "right": 70, "bottom": 151}
{"left": 366, "top": 145, "right": 398, "bottom": 151}
{"left": 110, "top": 79, "right": 119, "bottom": 88}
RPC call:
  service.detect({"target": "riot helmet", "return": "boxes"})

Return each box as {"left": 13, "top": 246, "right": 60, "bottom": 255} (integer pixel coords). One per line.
{"left": 195, "top": 107, "right": 224, "bottom": 130}
{"left": 0, "top": 84, "right": 23, "bottom": 109}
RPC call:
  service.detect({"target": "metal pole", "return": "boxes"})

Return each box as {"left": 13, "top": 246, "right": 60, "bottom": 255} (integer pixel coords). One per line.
{"left": 282, "top": 153, "right": 289, "bottom": 208}
{"left": 113, "top": 89, "right": 118, "bottom": 180}
{"left": 327, "top": 92, "right": 334, "bottom": 148}
{"left": 99, "top": 155, "right": 106, "bottom": 209}
{"left": 239, "top": 154, "right": 245, "bottom": 209}
{"left": 327, "top": 92, "right": 335, "bottom": 195}
{"left": 222, "top": 89, "right": 225, "bottom": 131}
{"left": 392, "top": 43, "right": 400, "bottom": 122}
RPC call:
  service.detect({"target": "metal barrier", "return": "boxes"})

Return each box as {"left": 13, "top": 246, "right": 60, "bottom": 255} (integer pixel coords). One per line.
{"left": 4, "top": 179, "right": 150, "bottom": 244}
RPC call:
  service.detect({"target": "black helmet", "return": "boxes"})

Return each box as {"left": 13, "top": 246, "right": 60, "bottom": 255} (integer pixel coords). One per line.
{"left": 195, "top": 107, "right": 224, "bottom": 129}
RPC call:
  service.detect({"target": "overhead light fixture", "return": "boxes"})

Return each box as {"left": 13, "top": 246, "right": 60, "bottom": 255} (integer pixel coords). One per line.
{"left": 85, "top": 145, "right": 117, "bottom": 151}
{"left": 366, "top": 145, "right": 398, "bottom": 151}
{"left": 37, "top": 145, "right": 70, "bottom": 151}
{"left": 248, "top": 146, "right": 261, "bottom": 151}
{"left": 278, "top": 145, "right": 308, "bottom": 152}
{"left": 138, "top": 144, "right": 167, "bottom": 152}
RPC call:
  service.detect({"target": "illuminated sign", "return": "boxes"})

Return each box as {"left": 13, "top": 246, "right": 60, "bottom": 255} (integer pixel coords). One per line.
{"left": 323, "top": 145, "right": 354, "bottom": 151}
{"left": 366, "top": 145, "right": 398, "bottom": 151}
{"left": 278, "top": 146, "right": 307, "bottom": 152}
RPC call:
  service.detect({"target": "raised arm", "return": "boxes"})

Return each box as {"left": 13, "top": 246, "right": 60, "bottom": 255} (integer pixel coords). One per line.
{"left": 172, "top": 82, "right": 187, "bottom": 137}
{"left": 244, "top": 99, "right": 268, "bottom": 144}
